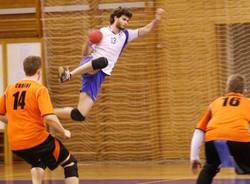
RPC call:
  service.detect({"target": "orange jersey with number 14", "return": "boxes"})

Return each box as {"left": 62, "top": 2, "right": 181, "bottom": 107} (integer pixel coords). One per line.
{"left": 0, "top": 80, "right": 54, "bottom": 150}
{"left": 197, "top": 93, "right": 250, "bottom": 142}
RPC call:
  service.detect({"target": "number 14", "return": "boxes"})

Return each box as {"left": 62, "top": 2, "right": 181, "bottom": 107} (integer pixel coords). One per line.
{"left": 13, "top": 91, "right": 26, "bottom": 110}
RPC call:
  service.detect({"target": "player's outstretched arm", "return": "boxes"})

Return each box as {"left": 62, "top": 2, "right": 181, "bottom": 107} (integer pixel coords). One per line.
{"left": 138, "top": 8, "right": 165, "bottom": 37}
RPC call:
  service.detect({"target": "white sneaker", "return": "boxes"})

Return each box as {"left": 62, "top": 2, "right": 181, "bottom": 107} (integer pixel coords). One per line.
{"left": 58, "top": 66, "right": 71, "bottom": 83}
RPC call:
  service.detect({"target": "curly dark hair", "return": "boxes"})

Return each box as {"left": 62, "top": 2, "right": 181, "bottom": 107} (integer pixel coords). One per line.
{"left": 110, "top": 7, "right": 132, "bottom": 24}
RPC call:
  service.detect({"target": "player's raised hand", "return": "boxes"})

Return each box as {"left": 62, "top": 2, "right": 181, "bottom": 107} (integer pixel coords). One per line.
{"left": 155, "top": 8, "right": 165, "bottom": 21}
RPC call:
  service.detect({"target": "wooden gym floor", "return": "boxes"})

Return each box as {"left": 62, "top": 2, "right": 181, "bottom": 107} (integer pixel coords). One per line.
{"left": 1, "top": 161, "right": 250, "bottom": 183}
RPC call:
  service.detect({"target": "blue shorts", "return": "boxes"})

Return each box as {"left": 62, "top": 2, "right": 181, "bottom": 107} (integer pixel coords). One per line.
{"left": 80, "top": 56, "right": 107, "bottom": 102}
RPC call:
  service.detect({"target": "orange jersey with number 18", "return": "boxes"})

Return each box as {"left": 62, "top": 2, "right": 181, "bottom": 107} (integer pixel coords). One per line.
{"left": 0, "top": 80, "right": 54, "bottom": 150}
{"left": 197, "top": 93, "right": 250, "bottom": 142}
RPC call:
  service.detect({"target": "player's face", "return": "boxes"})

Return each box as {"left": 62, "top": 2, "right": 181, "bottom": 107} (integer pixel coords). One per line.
{"left": 115, "top": 15, "right": 130, "bottom": 30}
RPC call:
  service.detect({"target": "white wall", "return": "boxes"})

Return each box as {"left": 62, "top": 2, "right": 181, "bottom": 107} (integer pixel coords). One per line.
{"left": 7, "top": 42, "right": 41, "bottom": 84}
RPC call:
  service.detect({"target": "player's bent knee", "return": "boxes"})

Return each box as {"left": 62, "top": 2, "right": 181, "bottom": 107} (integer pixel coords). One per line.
{"left": 70, "top": 108, "right": 85, "bottom": 121}
{"left": 61, "top": 155, "right": 79, "bottom": 178}
{"left": 64, "top": 164, "right": 78, "bottom": 178}
{"left": 92, "top": 57, "right": 108, "bottom": 70}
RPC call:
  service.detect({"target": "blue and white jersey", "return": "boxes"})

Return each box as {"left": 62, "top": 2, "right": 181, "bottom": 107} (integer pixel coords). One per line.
{"left": 91, "top": 26, "right": 139, "bottom": 75}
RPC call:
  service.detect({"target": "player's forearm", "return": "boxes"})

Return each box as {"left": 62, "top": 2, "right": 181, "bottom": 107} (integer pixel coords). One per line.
{"left": 44, "top": 114, "right": 66, "bottom": 136}
{"left": 190, "top": 129, "right": 205, "bottom": 161}
{"left": 138, "top": 8, "right": 165, "bottom": 36}
{"left": 82, "top": 42, "right": 89, "bottom": 56}
{"left": 138, "top": 19, "right": 158, "bottom": 36}
{"left": 82, "top": 42, "right": 94, "bottom": 57}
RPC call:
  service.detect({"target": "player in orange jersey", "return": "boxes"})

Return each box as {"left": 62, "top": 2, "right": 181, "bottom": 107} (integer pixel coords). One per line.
{"left": 0, "top": 56, "right": 79, "bottom": 184}
{"left": 190, "top": 74, "right": 250, "bottom": 184}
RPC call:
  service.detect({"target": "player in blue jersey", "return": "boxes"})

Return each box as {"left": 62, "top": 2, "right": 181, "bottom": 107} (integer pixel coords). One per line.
{"left": 56, "top": 7, "right": 165, "bottom": 122}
